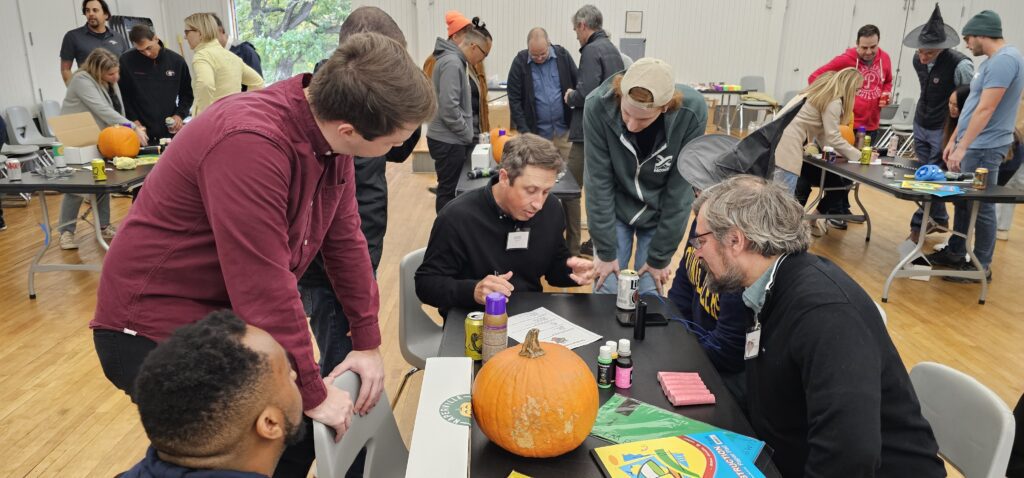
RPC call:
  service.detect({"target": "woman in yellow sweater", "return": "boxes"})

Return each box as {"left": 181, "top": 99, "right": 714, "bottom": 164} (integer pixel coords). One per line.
{"left": 184, "top": 12, "right": 264, "bottom": 116}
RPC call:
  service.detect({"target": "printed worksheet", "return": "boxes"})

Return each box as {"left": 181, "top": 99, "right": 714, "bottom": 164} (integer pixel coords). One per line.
{"left": 507, "top": 307, "right": 602, "bottom": 349}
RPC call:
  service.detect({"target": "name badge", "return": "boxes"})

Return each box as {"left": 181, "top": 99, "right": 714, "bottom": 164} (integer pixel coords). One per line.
{"left": 744, "top": 324, "right": 762, "bottom": 360}
{"left": 506, "top": 231, "right": 530, "bottom": 250}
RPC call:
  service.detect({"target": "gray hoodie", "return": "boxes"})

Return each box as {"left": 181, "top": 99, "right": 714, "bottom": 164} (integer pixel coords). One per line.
{"left": 61, "top": 70, "right": 129, "bottom": 129}
{"left": 427, "top": 38, "right": 474, "bottom": 145}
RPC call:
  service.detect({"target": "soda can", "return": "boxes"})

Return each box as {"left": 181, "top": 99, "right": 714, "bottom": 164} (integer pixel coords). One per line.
{"left": 973, "top": 168, "right": 988, "bottom": 190}
{"left": 860, "top": 147, "right": 872, "bottom": 165}
{"left": 881, "top": 91, "right": 891, "bottom": 106}
{"left": 91, "top": 159, "right": 107, "bottom": 181}
{"left": 52, "top": 143, "right": 66, "bottom": 168}
{"left": 5, "top": 157, "right": 22, "bottom": 181}
{"left": 616, "top": 270, "right": 639, "bottom": 310}
{"left": 464, "top": 312, "right": 484, "bottom": 361}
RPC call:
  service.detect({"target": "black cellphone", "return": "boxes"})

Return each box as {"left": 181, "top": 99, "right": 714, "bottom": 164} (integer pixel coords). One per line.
{"left": 616, "top": 310, "right": 669, "bottom": 327}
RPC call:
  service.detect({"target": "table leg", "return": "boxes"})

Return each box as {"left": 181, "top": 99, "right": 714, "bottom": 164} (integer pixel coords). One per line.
{"left": 883, "top": 199, "right": 931, "bottom": 302}
{"left": 804, "top": 167, "right": 826, "bottom": 213}
{"left": 27, "top": 193, "right": 52, "bottom": 299}
{"left": 91, "top": 194, "right": 110, "bottom": 251}
{"left": 961, "top": 202, "right": 988, "bottom": 304}
{"left": 852, "top": 183, "right": 871, "bottom": 241}
{"left": 724, "top": 94, "right": 734, "bottom": 136}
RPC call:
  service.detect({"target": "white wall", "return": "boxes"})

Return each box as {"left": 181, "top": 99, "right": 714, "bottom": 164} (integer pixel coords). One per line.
{"left": 5, "top": 0, "right": 1024, "bottom": 119}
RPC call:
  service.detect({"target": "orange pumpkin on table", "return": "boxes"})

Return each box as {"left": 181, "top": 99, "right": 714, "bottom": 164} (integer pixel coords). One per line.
{"left": 490, "top": 127, "right": 511, "bottom": 163}
{"left": 472, "top": 328, "right": 599, "bottom": 458}
{"left": 97, "top": 125, "right": 140, "bottom": 158}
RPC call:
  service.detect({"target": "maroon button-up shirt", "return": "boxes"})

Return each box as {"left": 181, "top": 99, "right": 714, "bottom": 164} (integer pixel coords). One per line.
{"left": 91, "top": 74, "right": 380, "bottom": 409}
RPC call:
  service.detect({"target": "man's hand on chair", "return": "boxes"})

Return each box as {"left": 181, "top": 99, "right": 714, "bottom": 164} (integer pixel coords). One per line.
{"left": 326, "top": 347, "right": 385, "bottom": 416}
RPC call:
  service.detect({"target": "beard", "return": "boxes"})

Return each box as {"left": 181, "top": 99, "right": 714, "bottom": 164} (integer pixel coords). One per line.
{"left": 283, "top": 412, "right": 308, "bottom": 447}
{"left": 702, "top": 258, "right": 746, "bottom": 293}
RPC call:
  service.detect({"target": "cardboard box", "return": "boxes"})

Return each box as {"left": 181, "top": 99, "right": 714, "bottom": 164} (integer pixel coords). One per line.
{"left": 405, "top": 357, "right": 473, "bottom": 478}
{"left": 471, "top": 144, "right": 493, "bottom": 171}
{"left": 47, "top": 112, "right": 103, "bottom": 165}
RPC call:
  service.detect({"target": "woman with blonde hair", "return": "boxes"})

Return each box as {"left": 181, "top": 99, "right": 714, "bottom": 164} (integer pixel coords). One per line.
{"left": 57, "top": 48, "right": 145, "bottom": 249}
{"left": 775, "top": 68, "right": 863, "bottom": 232}
{"left": 184, "top": 12, "right": 263, "bottom": 115}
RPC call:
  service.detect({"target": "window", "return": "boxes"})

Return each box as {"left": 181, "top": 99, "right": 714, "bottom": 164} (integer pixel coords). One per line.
{"left": 232, "top": 0, "right": 352, "bottom": 84}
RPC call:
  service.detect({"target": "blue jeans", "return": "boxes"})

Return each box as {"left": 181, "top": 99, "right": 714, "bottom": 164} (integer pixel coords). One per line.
{"left": 595, "top": 221, "right": 657, "bottom": 296}
{"left": 947, "top": 147, "right": 1004, "bottom": 268}
{"left": 773, "top": 167, "right": 798, "bottom": 194}
{"left": 910, "top": 124, "right": 949, "bottom": 231}
{"left": 298, "top": 283, "right": 354, "bottom": 377}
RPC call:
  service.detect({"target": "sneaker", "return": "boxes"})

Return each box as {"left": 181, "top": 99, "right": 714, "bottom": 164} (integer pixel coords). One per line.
{"left": 942, "top": 262, "right": 992, "bottom": 283}
{"left": 60, "top": 231, "right": 78, "bottom": 250}
{"left": 101, "top": 224, "right": 117, "bottom": 241}
{"left": 580, "top": 239, "right": 594, "bottom": 256}
{"left": 427, "top": 186, "right": 438, "bottom": 194}
{"left": 827, "top": 218, "right": 847, "bottom": 230}
{"left": 996, "top": 230, "right": 1009, "bottom": 241}
{"left": 810, "top": 219, "right": 826, "bottom": 237}
{"left": 924, "top": 248, "right": 966, "bottom": 268}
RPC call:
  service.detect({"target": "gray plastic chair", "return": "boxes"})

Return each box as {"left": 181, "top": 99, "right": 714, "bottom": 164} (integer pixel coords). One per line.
{"left": 4, "top": 106, "right": 56, "bottom": 146}
{"left": 313, "top": 372, "right": 408, "bottom": 478}
{"left": 38, "top": 100, "right": 62, "bottom": 138}
{"left": 394, "top": 247, "right": 443, "bottom": 407}
{"left": 738, "top": 76, "right": 776, "bottom": 131}
{"left": 910, "top": 362, "right": 1015, "bottom": 478}
{"left": 877, "top": 97, "right": 915, "bottom": 149}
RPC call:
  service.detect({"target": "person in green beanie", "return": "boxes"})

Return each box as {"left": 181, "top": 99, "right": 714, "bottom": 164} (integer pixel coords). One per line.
{"left": 926, "top": 9, "right": 1024, "bottom": 283}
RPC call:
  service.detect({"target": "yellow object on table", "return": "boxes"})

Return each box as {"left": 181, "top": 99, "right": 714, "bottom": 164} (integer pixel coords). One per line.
{"left": 507, "top": 472, "right": 533, "bottom": 478}
{"left": 113, "top": 155, "right": 159, "bottom": 170}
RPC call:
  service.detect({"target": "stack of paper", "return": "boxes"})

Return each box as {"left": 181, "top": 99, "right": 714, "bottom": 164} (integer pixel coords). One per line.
{"left": 657, "top": 371, "right": 716, "bottom": 406}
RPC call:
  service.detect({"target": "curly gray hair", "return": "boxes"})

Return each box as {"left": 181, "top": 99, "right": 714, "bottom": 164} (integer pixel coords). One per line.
{"left": 693, "top": 175, "right": 810, "bottom": 257}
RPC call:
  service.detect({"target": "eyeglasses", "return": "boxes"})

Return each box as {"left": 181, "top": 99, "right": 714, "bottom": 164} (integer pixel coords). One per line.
{"left": 472, "top": 43, "right": 490, "bottom": 59}
{"left": 688, "top": 230, "right": 714, "bottom": 250}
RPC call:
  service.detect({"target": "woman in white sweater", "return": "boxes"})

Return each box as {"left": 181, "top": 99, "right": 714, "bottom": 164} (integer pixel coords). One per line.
{"left": 774, "top": 68, "right": 863, "bottom": 192}
{"left": 58, "top": 48, "right": 146, "bottom": 250}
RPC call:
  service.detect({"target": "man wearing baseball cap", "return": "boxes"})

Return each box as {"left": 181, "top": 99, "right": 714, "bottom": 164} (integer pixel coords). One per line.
{"left": 927, "top": 9, "right": 1024, "bottom": 283}
{"left": 902, "top": 4, "right": 974, "bottom": 244}
{"left": 584, "top": 58, "right": 707, "bottom": 297}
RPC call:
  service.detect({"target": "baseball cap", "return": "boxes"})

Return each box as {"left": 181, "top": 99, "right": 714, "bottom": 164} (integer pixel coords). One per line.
{"left": 620, "top": 58, "right": 676, "bottom": 109}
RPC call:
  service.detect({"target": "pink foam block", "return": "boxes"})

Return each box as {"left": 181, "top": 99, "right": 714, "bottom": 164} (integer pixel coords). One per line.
{"left": 668, "top": 392, "right": 717, "bottom": 406}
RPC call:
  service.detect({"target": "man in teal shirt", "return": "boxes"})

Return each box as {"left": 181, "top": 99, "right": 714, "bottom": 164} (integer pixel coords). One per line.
{"left": 928, "top": 10, "right": 1024, "bottom": 282}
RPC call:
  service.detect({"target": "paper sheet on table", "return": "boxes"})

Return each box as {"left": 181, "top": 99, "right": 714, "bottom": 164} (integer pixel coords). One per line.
{"left": 507, "top": 307, "right": 602, "bottom": 349}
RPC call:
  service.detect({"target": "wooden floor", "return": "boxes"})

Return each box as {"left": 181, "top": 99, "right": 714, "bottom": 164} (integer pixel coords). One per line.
{"left": 1, "top": 161, "right": 1020, "bottom": 477}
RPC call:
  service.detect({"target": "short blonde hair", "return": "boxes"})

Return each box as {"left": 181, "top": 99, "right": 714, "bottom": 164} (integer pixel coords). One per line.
{"left": 184, "top": 12, "right": 220, "bottom": 44}
{"left": 803, "top": 68, "right": 863, "bottom": 125}
{"left": 78, "top": 48, "right": 119, "bottom": 86}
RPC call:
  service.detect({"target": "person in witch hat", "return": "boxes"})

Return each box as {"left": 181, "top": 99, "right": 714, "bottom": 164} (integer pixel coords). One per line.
{"left": 903, "top": 3, "right": 975, "bottom": 244}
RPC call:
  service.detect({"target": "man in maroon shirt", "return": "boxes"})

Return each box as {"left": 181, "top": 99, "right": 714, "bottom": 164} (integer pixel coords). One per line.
{"left": 90, "top": 32, "right": 435, "bottom": 451}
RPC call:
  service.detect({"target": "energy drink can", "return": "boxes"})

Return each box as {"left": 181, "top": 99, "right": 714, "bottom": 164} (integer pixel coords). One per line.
{"left": 91, "top": 159, "right": 107, "bottom": 181}
{"left": 5, "top": 157, "right": 22, "bottom": 181}
{"left": 973, "top": 168, "right": 988, "bottom": 190}
{"left": 464, "top": 312, "right": 483, "bottom": 361}
{"left": 860, "top": 147, "right": 872, "bottom": 165}
{"left": 616, "top": 270, "right": 639, "bottom": 310}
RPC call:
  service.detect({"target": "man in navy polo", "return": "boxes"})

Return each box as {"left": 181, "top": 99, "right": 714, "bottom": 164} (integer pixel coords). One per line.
{"left": 60, "top": 0, "right": 127, "bottom": 84}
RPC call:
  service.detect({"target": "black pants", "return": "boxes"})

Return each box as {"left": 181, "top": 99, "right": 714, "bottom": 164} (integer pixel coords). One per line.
{"left": 428, "top": 138, "right": 473, "bottom": 213}
{"left": 796, "top": 163, "right": 852, "bottom": 213}
{"left": 93, "top": 329, "right": 159, "bottom": 401}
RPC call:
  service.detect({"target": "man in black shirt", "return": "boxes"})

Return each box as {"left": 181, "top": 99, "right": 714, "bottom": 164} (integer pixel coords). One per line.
{"left": 119, "top": 25, "right": 193, "bottom": 144}
{"left": 692, "top": 175, "right": 944, "bottom": 477}
{"left": 416, "top": 134, "right": 594, "bottom": 315}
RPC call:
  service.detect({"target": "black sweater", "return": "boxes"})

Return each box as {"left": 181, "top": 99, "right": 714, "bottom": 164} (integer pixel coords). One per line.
{"left": 415, "top": 179, "right": 576, "bottom": 314}
{"left": 118, "top": 44, "right": 193, "bottom": 143}
{"left": 746, "top": 252, "right": 944, "bottom": 477}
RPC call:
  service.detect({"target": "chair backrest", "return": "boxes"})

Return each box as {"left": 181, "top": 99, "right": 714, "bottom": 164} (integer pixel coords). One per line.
{"left": 895, "top": 97, "right": 916, "bottom": 125}
{"left": 910, "top": 362, "right": 1015, "bottom": 478}
{"left": 38, "top": 100, "right": 62, "bottom": 137}
{"left": 874, "top": 301, "right": 887, "bottom": 325}
{"left": 399, "top": 248, "right": 443, "bottom": 370}
{"left": 740, "top": 75, "right": 766, "bottom": 92}
{"left": 5, "top": 106, "right": 49, "bottom": 144}
{"left": 314, "top": 372, "right": 408, "bottom": 478}
{"left": 781, "top": 90, "right": 799, "bottom": 107}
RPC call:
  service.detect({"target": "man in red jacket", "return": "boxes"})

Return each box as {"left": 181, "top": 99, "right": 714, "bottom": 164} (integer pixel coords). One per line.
{"left": 89, "top": 32, "right": 436, "bottom": 472}
{"left": 808, "top": 24, "right": 893, "bottom": 227}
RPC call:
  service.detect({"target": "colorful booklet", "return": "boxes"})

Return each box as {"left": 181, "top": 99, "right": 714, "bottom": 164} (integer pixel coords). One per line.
{"left": 590, "top": 394, "right": 766, "bottom": 478}
{"left": 899, "top": 180, "right": 963, "bottom": 197}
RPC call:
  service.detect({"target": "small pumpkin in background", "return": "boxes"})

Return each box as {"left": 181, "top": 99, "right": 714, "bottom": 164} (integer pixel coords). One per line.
{"left": 472, "top": 328, "right": 599, "bottom": 458}
{"left": 490, "top": 127, "right": 511, "bottom": 163}
{"left": 98, "top": 125, "right": 140, "bottom": 158}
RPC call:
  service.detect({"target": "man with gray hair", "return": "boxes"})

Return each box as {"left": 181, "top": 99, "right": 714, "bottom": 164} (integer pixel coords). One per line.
{"left": 416, "top": 134, "right": 595, "bottom": 316}
{"left": 565, "top": 4, "right": 624, "bottom": 257}
{"left": 692, "top": 175, "right": 944, "bottom": 477}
